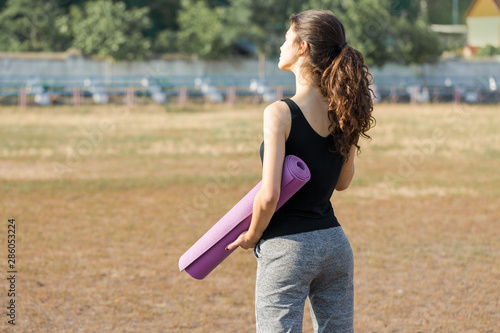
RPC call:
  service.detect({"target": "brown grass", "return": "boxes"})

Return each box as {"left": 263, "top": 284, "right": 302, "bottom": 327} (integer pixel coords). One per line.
{"left": 1, "top": 102, "right": 499, "bottom": 332}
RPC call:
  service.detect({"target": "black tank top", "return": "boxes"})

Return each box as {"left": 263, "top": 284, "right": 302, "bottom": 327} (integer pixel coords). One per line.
{"left": 259, "top": 98, "right": 344, "bottom": 240}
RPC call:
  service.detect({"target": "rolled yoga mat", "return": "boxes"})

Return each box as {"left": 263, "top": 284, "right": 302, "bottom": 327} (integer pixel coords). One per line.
{"left": 179, "top": 155, "right": 311, "bottom": 280}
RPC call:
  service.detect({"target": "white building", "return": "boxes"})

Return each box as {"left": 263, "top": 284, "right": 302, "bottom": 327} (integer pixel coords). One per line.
{"left": 465, "top": 0, "right": 500, "bottom": 47}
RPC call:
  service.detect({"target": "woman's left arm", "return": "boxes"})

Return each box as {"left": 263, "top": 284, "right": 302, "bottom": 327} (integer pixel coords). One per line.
{"left": 335, "top": 144, "right": 356, "bottom": 191}
{"left": 226, "top": 102, "right": 289, "bottom": 250}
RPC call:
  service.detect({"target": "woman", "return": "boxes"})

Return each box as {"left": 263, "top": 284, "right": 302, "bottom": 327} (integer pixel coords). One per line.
{"left": 226, "top": 9, "right": 375, "bottom": 333}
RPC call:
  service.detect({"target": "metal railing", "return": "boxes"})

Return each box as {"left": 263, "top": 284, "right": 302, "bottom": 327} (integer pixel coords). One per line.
{"left": 0, "top": 74, "right": 498, "bottom": 106}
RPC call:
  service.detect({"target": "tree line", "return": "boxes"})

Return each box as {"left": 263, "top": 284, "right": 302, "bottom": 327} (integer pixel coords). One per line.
{"left": 0, "top": 0, "right": 471, "bottom": 67}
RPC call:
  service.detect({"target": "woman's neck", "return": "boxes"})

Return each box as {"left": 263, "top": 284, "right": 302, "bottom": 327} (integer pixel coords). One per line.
{"left": 293, "top": 70, "right": 325, "bottom": 104}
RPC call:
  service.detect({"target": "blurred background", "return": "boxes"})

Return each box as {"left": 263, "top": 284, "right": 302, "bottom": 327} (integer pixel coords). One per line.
{"left": 0, "top": 0, "right": 499, "bottom": 106}
{"left": 1, "top": 1, "right": 499, "bottom": 332}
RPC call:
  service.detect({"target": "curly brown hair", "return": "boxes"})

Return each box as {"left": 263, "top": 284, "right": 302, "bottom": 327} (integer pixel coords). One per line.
{"left": 290, "top": 10, "right": 375, "bottom": 161}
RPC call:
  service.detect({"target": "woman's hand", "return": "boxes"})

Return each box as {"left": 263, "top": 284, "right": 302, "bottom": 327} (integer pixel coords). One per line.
{"left": 226, "top": 231, "right": 260, "bottom": 251}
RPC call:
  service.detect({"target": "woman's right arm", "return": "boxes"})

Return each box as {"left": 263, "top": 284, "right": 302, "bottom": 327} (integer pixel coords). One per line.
{"left": 335, "top": 144, "right": 356, "bottom": 191}
{"left": 225, "top": 102, "right": 289, "bottom": 250}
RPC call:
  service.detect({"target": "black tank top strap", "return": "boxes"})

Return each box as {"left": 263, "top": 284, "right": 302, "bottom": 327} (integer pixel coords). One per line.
{"left": 281, "top": 98, "right": 309, "bottom": 139}
{"left": 281, "top": 98, "right": 300, "bottom": 117}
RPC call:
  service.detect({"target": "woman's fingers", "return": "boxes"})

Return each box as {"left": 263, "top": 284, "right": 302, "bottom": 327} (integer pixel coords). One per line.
{"left": 226, "top": 232, "right": 248, "bottom": 251}
{"left": 225, "top": 240, "right": 239, "bottom": 251}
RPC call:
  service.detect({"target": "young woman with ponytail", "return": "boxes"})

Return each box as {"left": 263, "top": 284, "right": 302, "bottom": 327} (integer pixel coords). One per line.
{"left": 226, "top": 9, "right": 375, "bottom": 333}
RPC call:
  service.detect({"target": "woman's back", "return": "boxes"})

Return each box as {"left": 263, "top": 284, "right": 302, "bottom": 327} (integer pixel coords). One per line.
{"left": 260, "top": 98, "right": 344, "bottom": 240}
{"left": 290, "top": 96, "right": 331, "bottom": 138}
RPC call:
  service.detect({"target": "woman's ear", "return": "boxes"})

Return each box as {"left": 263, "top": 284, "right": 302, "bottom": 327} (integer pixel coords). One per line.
{"left": 298, "top": 40, "right": 309, "bottom": 56}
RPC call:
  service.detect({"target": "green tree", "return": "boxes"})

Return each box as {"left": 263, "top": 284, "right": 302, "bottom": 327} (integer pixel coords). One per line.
{"left": 176, "top": 0, "right": 226, "bottom": 58}
{"left": 389, "top": 0, "right": 471, "bottom": 25}
{"left": 477, "top": 44, "right": 500, "bottom": 57}
{"left": 57, "top": 0, "right": 152, "bottom": 60}
{"left": 152, "top": 29, "right": 178, "bottom": 53}
{"left": 121, "top": 0, "right": 182, "bottom": 32}
{"left": 118, "top": 0, "right": 182, "bottom": 54}
{"left": 176, "top": 0, "right": 251, "bottom": 58}
{"left": 236, "top": 0, "right": 304, "bottom": 57}
{"left": 0, "top": 0, "right": 71, "bottom": 51}
{"left": 427, "top": 0, "right": 471, "bottom": 25}
{"left": 390, "top": 17, "right": 444, "bottom": 64}
{"left": 391, "top": 0, "right": 421, "bottom": 21}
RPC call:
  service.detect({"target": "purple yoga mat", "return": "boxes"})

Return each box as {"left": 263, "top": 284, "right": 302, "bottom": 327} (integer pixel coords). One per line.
{"left": 179, "top": 155, "right": 311, "bottom": 280}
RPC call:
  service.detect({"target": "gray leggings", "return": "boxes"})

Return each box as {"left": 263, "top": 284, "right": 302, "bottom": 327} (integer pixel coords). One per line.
{"left": 253, "top": 226, "right": 354, "bottom": 333}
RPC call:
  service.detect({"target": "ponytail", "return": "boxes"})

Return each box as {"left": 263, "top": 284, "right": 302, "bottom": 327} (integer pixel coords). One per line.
{"left": 320, "top": 45, "right": 375, "bottom": 161}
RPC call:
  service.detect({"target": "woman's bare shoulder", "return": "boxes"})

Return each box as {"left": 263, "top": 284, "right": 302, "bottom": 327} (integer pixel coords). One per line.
{"left": 263, "top": 100, "right": 290, "bottom": 119}
{"left": 263, "top": 100, "right": 292, "bottom": 139}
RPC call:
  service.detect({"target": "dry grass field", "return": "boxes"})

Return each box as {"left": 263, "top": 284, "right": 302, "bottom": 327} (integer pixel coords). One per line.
{"left": 1, "top": 102, "right": 499, "bottom": 332}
